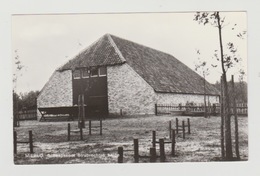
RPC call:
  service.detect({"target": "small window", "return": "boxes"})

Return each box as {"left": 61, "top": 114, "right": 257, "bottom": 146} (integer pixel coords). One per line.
{"left": 73, "top": 70, "right": 81, "bottom": 79}
{"left": 82, "top": 69, "right": 90, "bottom": 78}
{"left": 99, "top": 67, "right": 107, "bottom": 77}
{"left": 91, "top": 68, "right": 98, "bottom": 77}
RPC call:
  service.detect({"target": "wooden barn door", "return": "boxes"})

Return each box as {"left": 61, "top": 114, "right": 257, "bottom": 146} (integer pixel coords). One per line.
{"left": 72, "top": 67, "right": 108, "bottom": 119}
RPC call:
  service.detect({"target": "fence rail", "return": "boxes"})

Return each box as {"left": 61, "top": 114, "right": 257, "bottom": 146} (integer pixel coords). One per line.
{"left": 155, "top": 103, "right": 247, "bottom": 116}
{"left": 18, "top": 109, "right": 37, "bottom": 120}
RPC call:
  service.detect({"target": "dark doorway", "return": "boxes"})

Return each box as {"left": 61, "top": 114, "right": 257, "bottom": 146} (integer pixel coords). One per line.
{"left": 72, "top": 67, "right": 108, "bottom": 119}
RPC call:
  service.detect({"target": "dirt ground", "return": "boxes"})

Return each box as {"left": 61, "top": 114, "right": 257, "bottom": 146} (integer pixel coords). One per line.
{"left": 13, "top": 115, "right": 248, "bottom": 164}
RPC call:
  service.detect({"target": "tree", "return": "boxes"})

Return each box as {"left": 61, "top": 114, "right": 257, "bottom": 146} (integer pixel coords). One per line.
{"left": 13, "top": 49, "right": 24, "bottom": 127}
{"left": 13, "top": 50, "right": 24, "bottom": 90}
{"left": 194, "top": 12, "right": 246, "bottom": 160}
{"left": 194, "top": 50, "right": 210, "bottom": 118}
{"left": 214, "top": 80, "right": 247, "bottom": 104}
{"left": 19, "top": 91, "right": 40, "bottom": 110}
{"left": 13, "top": 92, "right": 22, "bottom": 115}
{"left": 238, "top": 69, "right": 247, "bottom": 103}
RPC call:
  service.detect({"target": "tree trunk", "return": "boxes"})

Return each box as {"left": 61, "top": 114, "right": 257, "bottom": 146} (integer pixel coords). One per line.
{"left": 223, "top": 75, "right": 233, "bottom": 160}
{"left": 232, "top": 75, "right": 240, "bottom": 160}
{"left": 216, "top": 12, "right": 233, "bottom": 160}
{"left": 220, "top": 75, "right": 225, "bottom": 159}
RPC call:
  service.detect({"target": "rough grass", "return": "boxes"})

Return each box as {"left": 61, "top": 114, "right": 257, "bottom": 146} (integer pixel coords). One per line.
{"left": 14, "top": 115, "right": 248, "bottom": 164}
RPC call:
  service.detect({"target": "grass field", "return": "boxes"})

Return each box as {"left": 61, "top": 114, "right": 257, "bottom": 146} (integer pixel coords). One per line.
{"left": 14, "top": 115, "right": 248, "bottom": 164}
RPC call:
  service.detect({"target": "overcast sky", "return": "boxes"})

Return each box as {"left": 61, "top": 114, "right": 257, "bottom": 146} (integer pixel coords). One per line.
{"left": 12, "top": 12, "right": 247, "bottom": 94}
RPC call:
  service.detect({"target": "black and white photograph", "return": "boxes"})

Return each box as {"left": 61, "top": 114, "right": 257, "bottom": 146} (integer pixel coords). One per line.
{"left": 12, "top": 12, "right": 248, "bottom": 164}
{"left": 1, "top": 0, "right": 260, "bottom": 176}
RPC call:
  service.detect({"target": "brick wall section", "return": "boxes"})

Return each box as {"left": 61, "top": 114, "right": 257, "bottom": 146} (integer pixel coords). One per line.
{"left": 37, "top": 70, "right": 73, "bottom": 119}
{"left": 37, "top": 64, "right": 219, "bottom": 118}
{"left": 107, "top": 64, "right": 156, "bottom": 116}
{"left": 156, "top": 93, "right": 219, "bottom": 105}
{"left": 107, "top": 63, "right": 219, "bottom": 116}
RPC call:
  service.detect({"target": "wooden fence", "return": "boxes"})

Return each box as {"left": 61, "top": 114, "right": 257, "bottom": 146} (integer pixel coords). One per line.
{"left": 233, "top": 103, "right": 248, "bottom": 115}
{"left": 18, "top": 109, "right": 37, "bottom": 120}
{"left": 14, "top": 130, "right": 33, "bottom": 154}
{"left": 155, "top": 103, "right": 247, "bottom": 116}
{"left": 118, "top": 134, "right": 176, "bottom": 163}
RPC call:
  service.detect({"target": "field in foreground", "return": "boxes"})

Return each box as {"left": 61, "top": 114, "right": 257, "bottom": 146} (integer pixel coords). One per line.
{"left": 14, "top": 115, "right": 248, "bottom": 164}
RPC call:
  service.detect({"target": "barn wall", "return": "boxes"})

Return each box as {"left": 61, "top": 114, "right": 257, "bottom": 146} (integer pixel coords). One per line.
{"left": 37, "top": 70, "right": 73, "bottom": 118}
{"left": 156, "top": 93, "right": 219, "bottom": 105}
{"left": 107, "top": 63, "right": 156, "bottom": 116}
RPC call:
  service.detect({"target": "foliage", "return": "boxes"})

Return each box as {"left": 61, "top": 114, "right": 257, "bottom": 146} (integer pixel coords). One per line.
{"left": 214, "top": 81, "right": 247, "bottom": 103}
{"left": 13, "top": 50, "right": 24, "bottom": 87}
{"left": 13, "top": 91, "right": 40, "bottom": 112}
{"left": 194, "top": 12, "right": 246, "bottom": 74}
{"left": 13, "top": 92, "right": 22, "bottom": 115}
{"left": 194, "top": 50, "right": 210, "bottom": 78}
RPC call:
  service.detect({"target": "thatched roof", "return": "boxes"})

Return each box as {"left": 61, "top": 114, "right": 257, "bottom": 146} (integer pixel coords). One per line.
{"left": 59, "top": 34, "right": 219, "bottom": 95}
{"left": 59, "top": 34, "right": 126, "bottom": 70}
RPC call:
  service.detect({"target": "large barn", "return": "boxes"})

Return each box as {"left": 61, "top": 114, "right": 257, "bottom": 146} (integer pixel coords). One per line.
{"left": 37, "top": 34, "right": 219, "bottom": 119}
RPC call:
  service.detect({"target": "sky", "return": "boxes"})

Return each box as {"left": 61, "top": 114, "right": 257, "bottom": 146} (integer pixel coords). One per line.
{"left": 12, "top": 12, "right": 247, "bottom": 94}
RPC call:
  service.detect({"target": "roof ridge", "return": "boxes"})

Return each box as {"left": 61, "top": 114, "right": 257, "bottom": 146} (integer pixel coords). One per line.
{"left": 106, "top": 34, "right": 126, "bottom": 62}
{"left": 57, "top": 36, "right": 103, "bottom": 71}
{"left": 109, "top": 34, "right": 175, "bottom": 59}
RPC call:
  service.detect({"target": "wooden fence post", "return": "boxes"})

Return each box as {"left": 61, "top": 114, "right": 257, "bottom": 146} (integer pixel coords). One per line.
{"left": 78, "top": 95, "right": 82, "bottom": 128}
{"left": 100, "top": 119, "right": 102, "bottom": 135}
{"left": 29, "top": 130, "right": 33, "bottom": 153}
{"left": 152, "top": 131, "right": 156, "bottom": 148}
{"left": 82, "top": 95, "right": 85, "bottom": 128}
{"left": 155, "top": 104, "right": 158, "bottom": 116}
{"left": 80, "top": 123, "right": 83, "bottom": 140}
{"left": 14, "top": 131, "right": 17, "bottom": 154}
{"left": 182, "top": 120, "right": 185, "bottom": 139}
{"left": 169, "top": 121, "right": 172, "bottom": 139}
{"left": 134, "top": 139, "right": 139, "bottom": 163}
{"left": 176, "top": 118, "right": 179, "bottom": 134}
{"left": 118, "top": 147, "right": 123, "bottom": 163}
{"left": 68, "top": 123, "right": 71, "bottom": 141}
{"left": 89, "top": 120, "right": 91, "bottom": 135}
{"left": 187, "top": 118, "right": 191, "bottom": 134}
{"left": 150, "top": 147, "right": 156, "bottom": 162}
{"left": 159, "top": 139, "right": 165, "bottom": 162}
{"left": 171, "top": 129, "right": 176, "bottom": 156}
